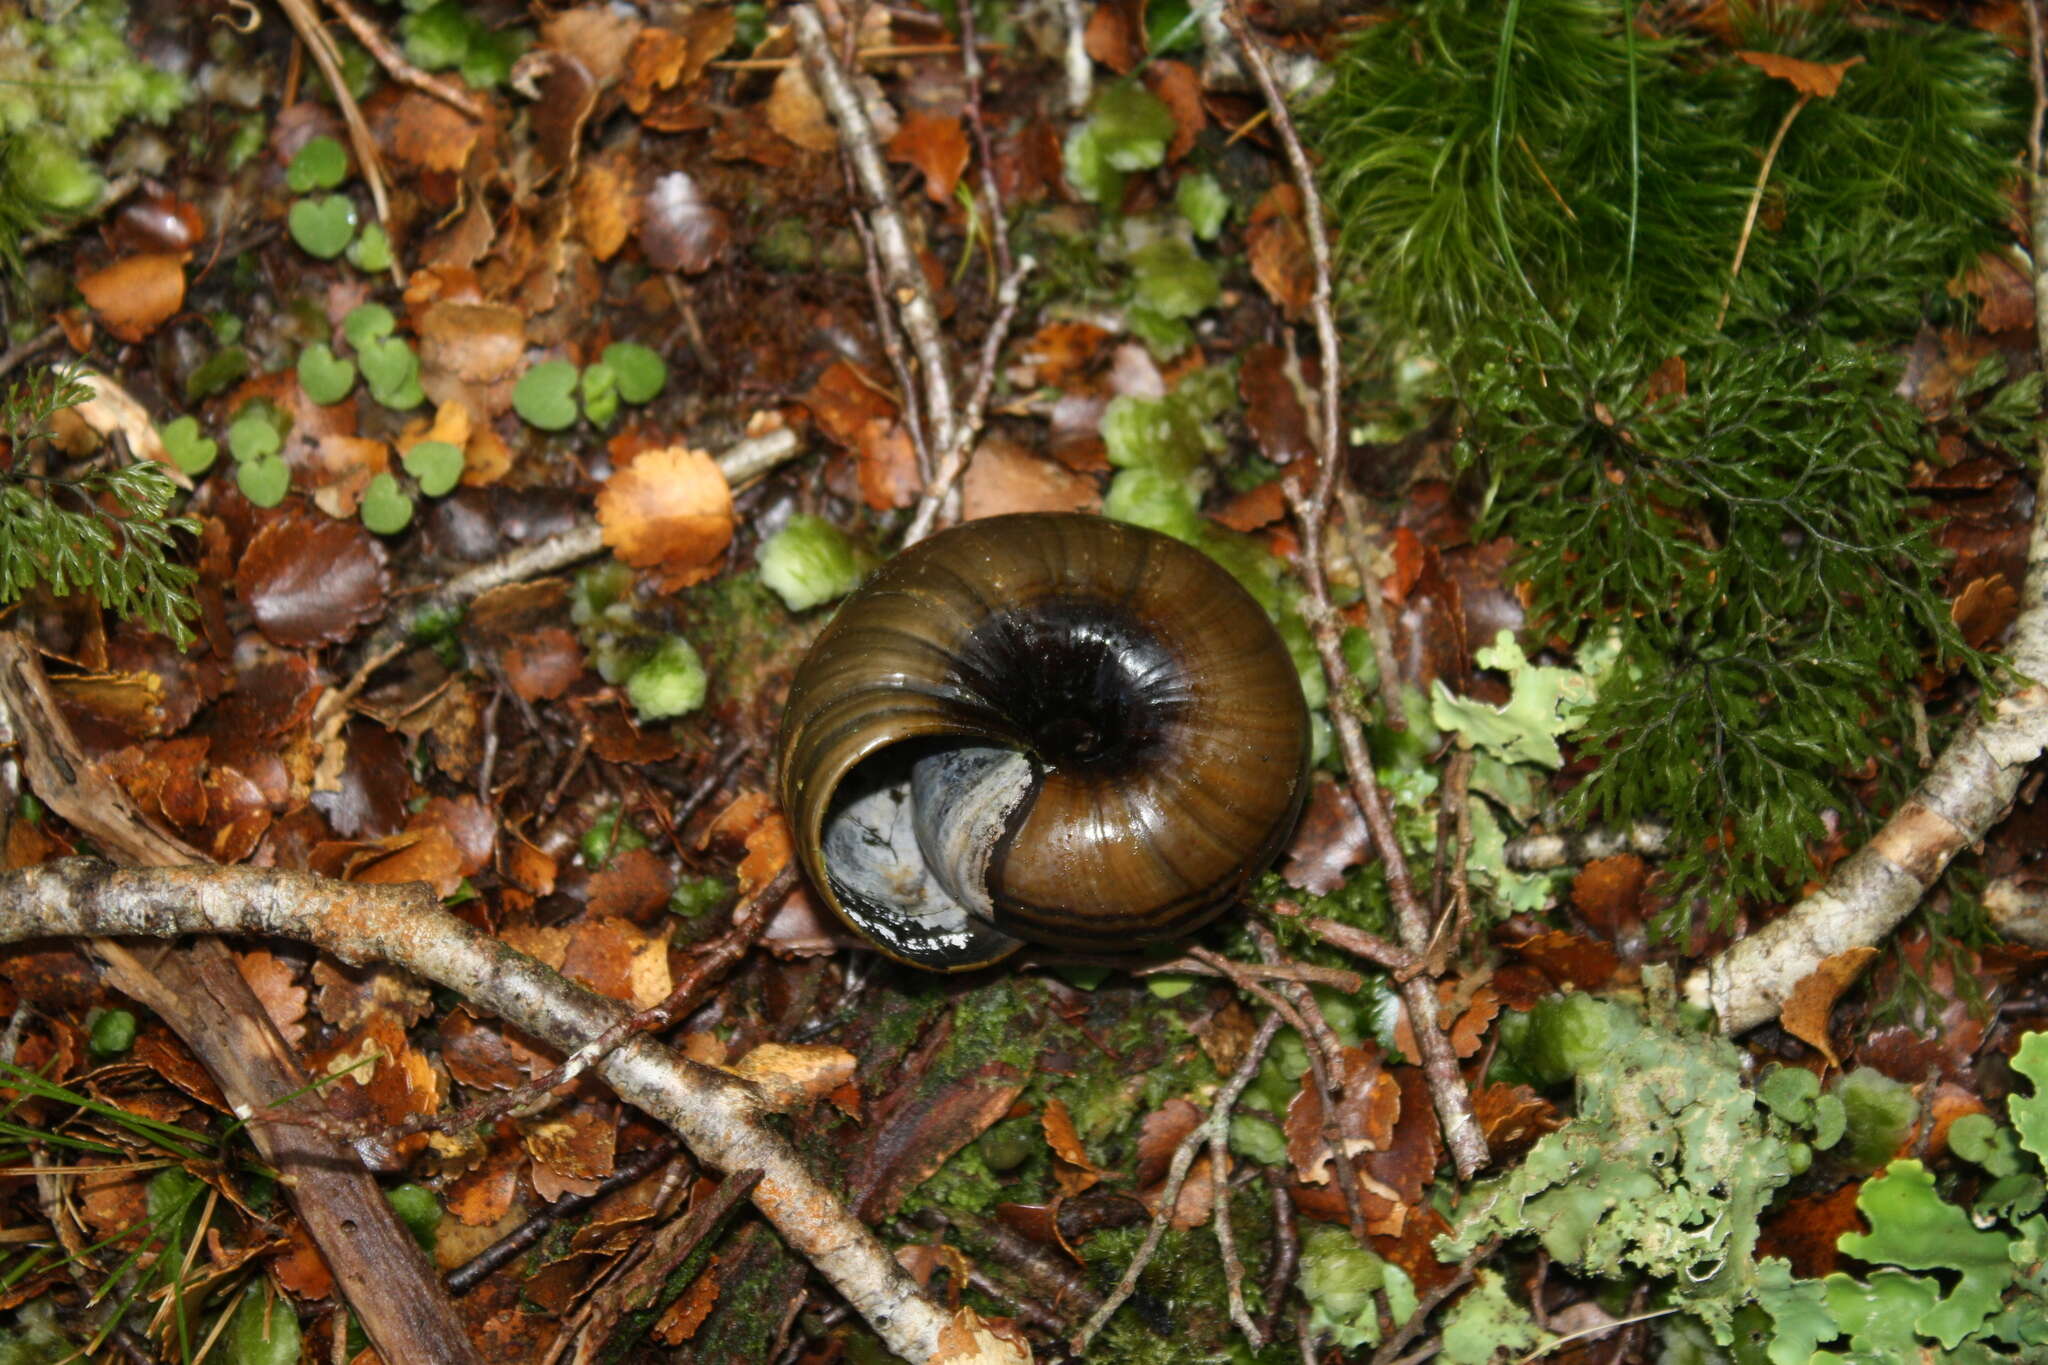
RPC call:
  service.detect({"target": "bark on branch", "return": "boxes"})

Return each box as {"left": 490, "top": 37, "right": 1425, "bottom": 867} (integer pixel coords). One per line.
{"left": 0, "top": 860, "right": 955, "bottom": 1364}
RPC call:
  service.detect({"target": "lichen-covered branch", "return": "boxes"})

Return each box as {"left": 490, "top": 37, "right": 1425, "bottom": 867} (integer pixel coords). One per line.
{"left": 0, "top": 860, "right": 956, "bottom": 1364}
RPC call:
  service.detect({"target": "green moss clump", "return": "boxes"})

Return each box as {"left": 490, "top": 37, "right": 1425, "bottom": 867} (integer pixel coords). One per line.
{"left": 1311, "top": 0, "right": 2029, "bottom": 929}
{"left": 0, "top": 0, "right": 189, "bottom": 263}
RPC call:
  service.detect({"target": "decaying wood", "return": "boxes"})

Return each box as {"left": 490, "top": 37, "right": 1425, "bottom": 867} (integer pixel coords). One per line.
{"left": 0, "top": 858, "right": 970, "bottom": 1363}
{"left": 0, "top": 635, "right": 479, "bottom": 1365}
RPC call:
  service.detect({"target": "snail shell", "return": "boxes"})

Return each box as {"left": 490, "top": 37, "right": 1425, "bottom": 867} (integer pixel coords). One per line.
{"left": 777, "top": 512, "right": 1310, "bottom": 970}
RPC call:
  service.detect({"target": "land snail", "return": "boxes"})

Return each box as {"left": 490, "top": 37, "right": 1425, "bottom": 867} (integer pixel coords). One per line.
{"left": 777, "top": 512, "right": 1311, "bottom": 970}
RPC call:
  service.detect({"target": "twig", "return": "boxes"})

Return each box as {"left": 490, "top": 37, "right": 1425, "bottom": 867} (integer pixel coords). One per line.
{"left": 447, "top": 1139, "right": 681, "bottom": 1293}
{"left": 1370, "top": 1236, "right": 1499, "bottom": 1365}
{"left": 846, "top": 188, "right": 935, "bottom": 482}
{"left": 1193, "top": 943, "right": 1370, "bottom": 1241}
{"left": 0, "top": 636, "right": 479, "bottom": 1365}
{"left": 0, "top": 857, "right": 956, "bottom": 1364}
{"left": 1058, "top": 0, "right": 1092, "bottom": 113}
{"left": 0, "top": 324, "right": 61, "bottom": 382}
{"left": 1138, "top": 955, "right": 1368, "bottom": 993}
{"left": 1212, "top": 1122, "right": 1262, "bottom": 1348}
{"left": 1716, "top": 92, "right": 1812, "bottom": 329}
{"left": 1503, "top": 820, "right": 1669, "bottom": 870}
{"left": 1685, "top": 7, "right": 2048, "bottom": 1029}
{"left": 1297, "top": 917, "right": 1424, "bottom": 975}
{"left": 790, "top": 6, "right": 959, "bottom": 463}
{"left": 903, "top": 256, "right": 1036, "bottom": 546}
{"left": 348, "top": 429, "right": 801, "bottom": 670}
{"left": 1223, "top": 2, "right": 1487, "bottom": 1180}
{"left": 954, "top": 0, "right": 1014, "bottom": 281}
{"left": 1256, "top": 1165, "right": 1301, "bottom": 1342}
{"left": 323, "top": 0, "right": 488, "bottom": 119}
{"left": 1334, "top": 484, "right": 1407, "bottom": 731}
{"left": 1071, "top": 1012, "right": 1284, "bottom": 1353}
{"left": 1422, "top": 752, "right": 1476, "bottom": 977}
{"left": 388, "top": 864, "right": 797, "bottom": 1141}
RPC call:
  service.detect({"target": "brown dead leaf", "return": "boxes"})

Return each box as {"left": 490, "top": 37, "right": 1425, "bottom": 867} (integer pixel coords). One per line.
{"left": 418, "top": 301, "right": 525, "bottom": 387}
{"left": 1472, "top": 1081, "right": 1562, "bottom": 1161}
{"left": 1083, "top": 0, "right": 1140, "bottom": 73}
{"left": 1571, "top": 854, "right": 1650, "bottom": 939}
{"left": 445, "top": 1134, "right": 526, "bottom": 1228}
{"left": 1281, "top": 774, "right": 1369, "bottom": 896}
{"left": 573, "top": 147, "right": 641, "bottom": 261}
{"left": 805, "top": 360, "right": 897, "bottom": 443}
{"left": 586, "top": 844, "right": 673, "bottom": 920}
{"left": 1042, "top": 1097, "right": 1103, "bottom": 1197}
{"left": 1952, "top": 249, "right": 2036, "bottom": 333}
{"left": 237, "top": 950, "right": 307, "bottom": 1048}
{"left": 888, "top": 109, "right": 971, "bottom": 203}
{"left": 501, "top": 627, "right": 585, "bottom": 702}
{"left": 959, "top": 433, "right": 1101, "bottom": 519}
{"left": 441, "top": 1008, "right": 553, "bottom": 1091}
{"left": 930, "top": 1307, "right": 1033, "bottom": 1365}
{"left": 1953, "top": 574, "right": 2019, "bottom": 650}
{"left": 653, "top": 1258, "right": 724, "bottom": 1345}
{"left": 1736, "top": 51, "right": 1865, "bottom": 98}
{"left": 766, "top": 63, "right": 835, "bottom": 153}
{"left": 1143, "top": 60, "right": 1203, "bottom": 162}
{"left": 1210, "top": 480, "right": 1288, "bottom": 533}
{"left": 388, "top": 91, "right": 482, "bottom": 173}
{"left": 526, "top": 1102, "right": 617, "bottom": 1200}
{"left": 726, "top": 1042, "right": 857, "bottom": 1113}
{"left": 1134, "top": 1098, "right": 1203, "bottom": 1191}
{"left": 77, "top": 253, "right": 185, "bottom": 343}
{"left": 561, "top": 915, "right": 671, "bottom": 1009}
{"left": 857, "top": 418, "right": 923, "bottom": 511}
{"left": 1284, "top": 1043, "right": 1399, "bottom": 1186}
{"left": 236, "top": 511, "right": 390, "bottom": 648}
{"left": 1506, "top": 929, "right": 1620, "bottom": 991}
{"left": 596, "top": 445, "right": 734, "bottom": 578}
{"left": 271, "top": 1220, "right": 335, "bottom": 1300}
{"left": 1780, "top": 946, "right": 1878, "bottom": 1068}
{"left": 1248, "top": 184, "right": 1313, "bottom": 321}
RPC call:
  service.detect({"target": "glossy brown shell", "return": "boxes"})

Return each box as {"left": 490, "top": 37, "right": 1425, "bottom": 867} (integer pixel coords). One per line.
{"left": 777, "top": 513, "right": 1311, "bottom": 970}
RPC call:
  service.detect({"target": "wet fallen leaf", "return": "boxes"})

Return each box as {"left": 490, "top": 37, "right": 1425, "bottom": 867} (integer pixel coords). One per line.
{"left": 1780, "top": 946, "right": 1879, "bottom": 1068}
{"left": 596, "top": 445, "right": 734, "bottom": 578}
{"left": 77, "top": 253, "right": 185, "bottom": 343}
{"left": 236, "top": 511, "right": 391, "bottom": 648}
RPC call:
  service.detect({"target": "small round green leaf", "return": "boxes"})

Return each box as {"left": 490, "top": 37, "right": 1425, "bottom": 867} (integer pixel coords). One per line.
{"left": 297, "top": 342, "right": 357, "bottom": 405}
{"left": 360, "top": 473, "right": 415, "bottom": 534}
{"left": 224, "top": 1281, "right": 302, "bottom": 1365}
{"left": 384, "top": 1183, "right": 441, "bottom": 1250}
{"left": 402, "top": 439, "right": 464, "bottom": 497}
{"left": 359, "top": 336, "right": 424, "bottom": 410}
{"left": 342, "top": 302, "right": 396, "bottom": 350}
{"left": 287, "top": 194, "right": 358, "bottom": 260}
{"left": 227, "top": 411, "right": 281, "bottom": 463}
{"left": 602, "top": 342, "right": 667, "bottom": 403}
{"left": 89, "top": 1008, "right": 137, "bottom": 1057}
{"left": 514, "top": 359, "right": 580, "bottom": 430}
{"left": 159, "top": 416, "right": 218, "bottom": 475}
{"left": 286, "top": 135, "right": 349, "bottom": 193}
{"left": 579, "top": 361, "right": 619, "bottom": 427}
{"left": 348, "top": 222, "right": 393, "bottom": 273}
{"left": 236, "top": 455, "right": 290, "bottom": 508}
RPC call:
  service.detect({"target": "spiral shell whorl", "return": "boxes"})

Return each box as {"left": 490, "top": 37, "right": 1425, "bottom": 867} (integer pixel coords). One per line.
{"left": 778, "top": 513, "right": 1310, "bottom": 970}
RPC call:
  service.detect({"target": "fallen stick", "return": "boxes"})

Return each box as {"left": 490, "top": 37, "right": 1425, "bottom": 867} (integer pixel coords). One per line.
{"left": 0, "top": 859, "right": 963, "bottom": 1363}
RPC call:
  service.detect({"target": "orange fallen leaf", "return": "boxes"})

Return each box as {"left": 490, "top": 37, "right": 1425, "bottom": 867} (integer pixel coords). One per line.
{"left": 1779, "top": 946, "right": 1878, "bottom": 1068}
{"left": 596, "top": 445, "right": 734, "bottom": 578}
{"left": 887, "top": 109, "right": 971, "bottom": 203}
{"left": 77, "top": 253, "right": 185, "bottom": 343}
{"left": 1736, "top": 51, "right": 1865, "bottom": 99}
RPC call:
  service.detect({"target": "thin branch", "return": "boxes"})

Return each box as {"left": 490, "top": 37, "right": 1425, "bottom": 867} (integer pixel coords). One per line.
{"left": 0, "top": 859, "right": 954, "bottom": 1364}
{"left": 323, "top": 0, "right": 488, "bottom": 120}
{"left": 1070, "top": 1012, "right": 1285, "bottom": 1353}
{"left": 904, "top": 256, "right": 1036, "bottom": 546}
{"left": 790, "top": 5, "right": 959, "bottom": 463}
{"left": 1223, "top": 1, "right": 1487, "bottom": 1179}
